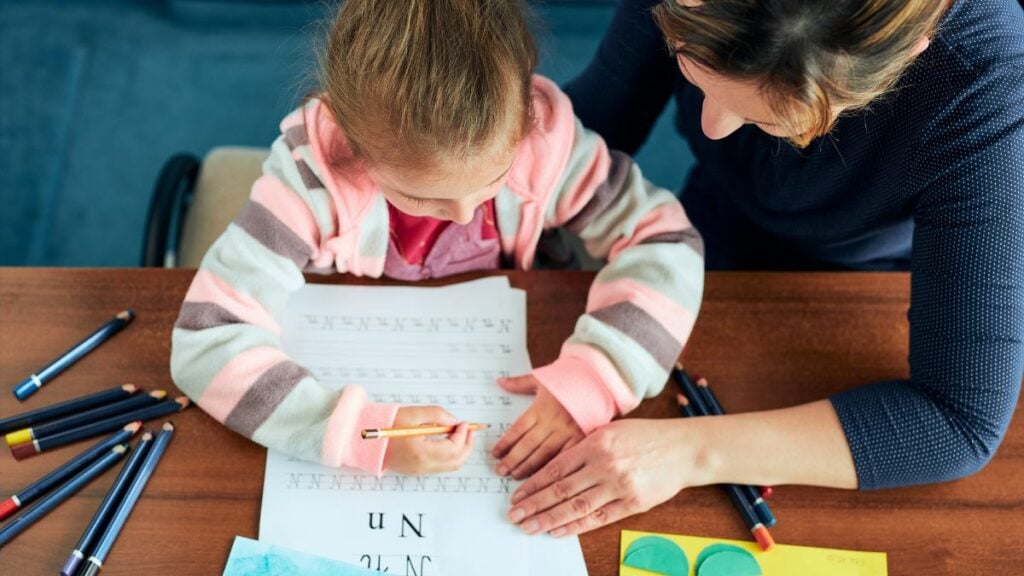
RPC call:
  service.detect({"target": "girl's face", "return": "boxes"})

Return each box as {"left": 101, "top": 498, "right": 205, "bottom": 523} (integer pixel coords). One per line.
{"left": 368, "top": 146, "right": 515, "bottom": 225}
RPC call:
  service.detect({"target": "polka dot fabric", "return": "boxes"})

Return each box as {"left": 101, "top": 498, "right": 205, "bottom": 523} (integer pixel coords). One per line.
{"left": 567, "top": 0, "right": 1024, "bottom": 489}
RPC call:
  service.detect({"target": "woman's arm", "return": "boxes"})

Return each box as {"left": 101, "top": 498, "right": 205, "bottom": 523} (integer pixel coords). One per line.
{"left": 563, "top": 0, "right": 678, "bottom": 155}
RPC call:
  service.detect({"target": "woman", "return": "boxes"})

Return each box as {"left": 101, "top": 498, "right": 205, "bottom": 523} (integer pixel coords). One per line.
{"left": 503, "top": 0, "right": 1024, "bottom": 537}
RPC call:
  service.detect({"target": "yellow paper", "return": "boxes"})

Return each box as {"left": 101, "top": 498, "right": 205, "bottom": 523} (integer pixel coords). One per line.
{"left": 620, "top": 530, "right": 887, "bottom": 576}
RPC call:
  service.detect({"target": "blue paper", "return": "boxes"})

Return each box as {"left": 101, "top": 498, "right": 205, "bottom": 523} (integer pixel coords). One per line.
{"left": 223, "top": 536, "right": 379, "bottom": 576}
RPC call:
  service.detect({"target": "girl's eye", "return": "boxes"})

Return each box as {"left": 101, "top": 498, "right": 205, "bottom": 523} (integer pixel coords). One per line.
{"left": 402, "top": 194, "right": 427, "bottom": 206}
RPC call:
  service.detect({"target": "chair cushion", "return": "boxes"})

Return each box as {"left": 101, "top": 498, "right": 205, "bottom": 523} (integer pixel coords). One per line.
{"left": 179, "top": 146, "right": 269, "bottom": 268}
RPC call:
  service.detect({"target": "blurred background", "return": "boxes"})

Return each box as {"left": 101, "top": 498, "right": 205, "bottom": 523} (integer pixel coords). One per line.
{"left": 0, "top": 0, "right": 693, "bottom": 267}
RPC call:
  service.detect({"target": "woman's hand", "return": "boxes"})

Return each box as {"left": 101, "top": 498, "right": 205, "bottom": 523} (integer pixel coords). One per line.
{"left": 491, "top": 375, "right": 585, "bottom": 480}
{"left": 383, "top": 406, "right": 475, "bottom": 475}
{"left": 506, "top": 418, "right": 697, "bottom": 537}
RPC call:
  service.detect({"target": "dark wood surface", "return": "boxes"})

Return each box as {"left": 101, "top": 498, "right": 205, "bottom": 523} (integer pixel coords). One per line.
{"left": 0, "top": 268, "right": 1021, "bottom": 575}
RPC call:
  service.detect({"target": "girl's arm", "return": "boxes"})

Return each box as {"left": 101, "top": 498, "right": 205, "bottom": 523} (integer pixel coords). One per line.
{"left": 530, "top": 114, "right": 705, "bottom": 435}
{"left": 171, "top": 106, "right": 400, "bottom": 474}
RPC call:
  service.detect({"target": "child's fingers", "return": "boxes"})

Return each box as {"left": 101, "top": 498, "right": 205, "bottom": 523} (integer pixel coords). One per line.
{"left": 497, "top": 426, "right": 545, "bottom": 477}
{"left": 498, "top": 374, "right": 539, "bottom": 395}
{"left": 510, "top": 433, "right": 568, "bottom": 480}
{"left": 491, "top": 410, "right": 536, "bottom": 458}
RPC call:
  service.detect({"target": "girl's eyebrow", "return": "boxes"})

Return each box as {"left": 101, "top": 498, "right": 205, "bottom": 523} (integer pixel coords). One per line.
{"left": 487, "top": 161, "right": 514, "bottom": 186}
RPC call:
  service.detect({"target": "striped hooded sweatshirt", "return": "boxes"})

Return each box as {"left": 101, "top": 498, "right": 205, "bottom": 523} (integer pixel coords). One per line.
{"left": 170, "top": 76, "right": 705, "bottom": 475}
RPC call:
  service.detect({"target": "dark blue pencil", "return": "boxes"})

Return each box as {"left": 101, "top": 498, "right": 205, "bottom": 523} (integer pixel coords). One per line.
{"left": 672, "top": 366, "right": 778, "bottom": 529}
{"left": 689, "top": 372, "right": 777, "bottom": 527}
{"left": 80, "top": 422, "right": 175, "bottom": 576}
{"left": 13, "top": 309, "right": 134, "bottom": 401}
{"left": 0, "top": 444, "right": 128, "bottom": 548}
{"left": 60, "top": 432, "right": 154, "bottom": 576}
{"left": 5, "top": 390, "right": 165, "bottom": 447}
{"left": 0, "top": 423, "right": 140, "bottom": 521}
{"left": 0, "top": 384, "right": 136, "bottom": 434}
{"left": 11, "top": 396, "right": 188, "bottom": 460}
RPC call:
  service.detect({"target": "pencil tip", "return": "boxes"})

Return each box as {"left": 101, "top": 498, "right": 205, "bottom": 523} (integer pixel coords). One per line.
{"left": 162, "top": 421, "right": 175, "bottom": 431}
{"left": 676, "top": 393, "right": 689, "bottom": 406}
{"left": 175, "top": 396, "right": 190, "bottom": 408}
{"left": 126, "top": 421, "right": 142, "bottom": 433}
{"left": 118, "top": 309, "right": 135, "bottom": 321}
{"left": 142, "top": 432, "right": 153, "bottom": 441}
{"left": 152, "top": 390, "right": 168, "bottom": 399}
{"left": 113, "top": 444, "right": 128, "bottom": 454}
{"left": 123, "top": 383, "right": 137, "bottom": 393}
{"left": 674, "top": 361, "right": 684, "bottom": 371}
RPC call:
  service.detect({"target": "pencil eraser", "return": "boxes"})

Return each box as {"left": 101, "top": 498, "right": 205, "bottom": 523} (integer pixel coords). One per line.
{"left": 5, "top": 428, "right": 32, "bottom": 447}
{"left": 0, "top": 498, "right": 19, "bottom": 521}
{"left": 752, "top": 526, "right": 775, "bottom": 551}
{"left": 10, "top": 441, "right": 38, "bottom": 460}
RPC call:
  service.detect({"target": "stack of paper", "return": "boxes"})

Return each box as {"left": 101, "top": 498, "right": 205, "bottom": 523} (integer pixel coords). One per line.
{"left": 258, "top": 278, "right": 588, "bottom": 575}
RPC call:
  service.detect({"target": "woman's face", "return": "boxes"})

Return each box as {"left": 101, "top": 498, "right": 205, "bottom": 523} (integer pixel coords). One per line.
{"left": 674, "top": 53, "right": 803, "bottom": 141}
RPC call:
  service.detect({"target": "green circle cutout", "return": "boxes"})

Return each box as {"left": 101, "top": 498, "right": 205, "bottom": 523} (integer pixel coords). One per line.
{"left": 623, "top": 535, "right": 689, "bottom": 576}
{"left": 696, "top": 549, "right": 762, "bottom": 576}
{"left": 695, "top": 543, "right": 747, "bottom": 571}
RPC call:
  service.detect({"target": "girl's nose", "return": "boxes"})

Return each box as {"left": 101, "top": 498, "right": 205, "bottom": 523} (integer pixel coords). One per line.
{"left": 701, "top": 97, "right": 745, "bottom": 140}
{"left": 449, "top": 200, "right": 476, "bottom": 225}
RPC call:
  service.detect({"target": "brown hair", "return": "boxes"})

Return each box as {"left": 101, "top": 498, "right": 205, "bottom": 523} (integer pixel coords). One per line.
{"left": 653, "top": 0, "right": 951, "bottom": 147}
{"left": 318, "top": 0, "right": 537, "bottom": 170}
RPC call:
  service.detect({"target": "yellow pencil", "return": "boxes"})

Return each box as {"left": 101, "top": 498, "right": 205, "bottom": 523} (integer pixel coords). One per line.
{"left": 361, "top": 423, "right": 490, "bottom": 439}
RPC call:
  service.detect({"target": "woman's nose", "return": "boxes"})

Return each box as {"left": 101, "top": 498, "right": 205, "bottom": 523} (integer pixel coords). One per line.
{"left": 701, "top": 97, "right": 745, "bottom": 140}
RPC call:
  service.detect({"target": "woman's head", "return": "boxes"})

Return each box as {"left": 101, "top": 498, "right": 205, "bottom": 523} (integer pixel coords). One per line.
{"left": 319, "top": 0, "right": 536, "bottom": 223}
{"left": 653, "top": 0, "right": 950, "bottom": 145}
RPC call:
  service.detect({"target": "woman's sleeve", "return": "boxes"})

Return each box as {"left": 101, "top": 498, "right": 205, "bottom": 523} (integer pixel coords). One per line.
{"left": 531, "top": 117, "right": 705, "bottom": 434}
{"left": 563, "top": 0, "right": 678, "bottom": 155}
{"left": 829, "top": 69, "right": 1024, "bottom": 489}
{"left": 170, "top": 115, "right": 399, "bottom": 474}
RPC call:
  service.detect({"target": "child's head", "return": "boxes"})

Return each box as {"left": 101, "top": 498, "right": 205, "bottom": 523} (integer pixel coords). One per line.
{"left": 319, "top": 0, "right": 537, "bottom": 224}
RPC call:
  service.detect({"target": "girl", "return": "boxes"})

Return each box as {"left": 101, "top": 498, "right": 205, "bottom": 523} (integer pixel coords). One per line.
{"left": 170, "top": 0, "right": 704, "bottom": 477}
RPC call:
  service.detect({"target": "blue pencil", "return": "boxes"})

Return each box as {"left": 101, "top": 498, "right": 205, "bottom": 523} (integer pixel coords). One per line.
{"left": 0, "top": 384, "right": 137, "bottom": 434}
{"left": 5, "top": 390, "right": 165, "bottom": 447}
{"left": 13, "top": 309, "right": 134, "bottom": 401}
{"left": 61, "top": 432, "right": 154, "bottom": 576}
{"left": 0, "top": 444, "right": 128, "bottom": 548}
{"left": 80, "top": 422, "right": 175, "bottom": 576}
{"left": 0, "top": 423, "right": 140, "bottom": 522}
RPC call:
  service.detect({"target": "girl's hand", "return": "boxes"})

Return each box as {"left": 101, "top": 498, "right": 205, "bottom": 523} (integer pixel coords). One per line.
{"left": 383, "top": 406, "right": 475, "bottom": 475}
{"left": 492, "top": 375, "right": 585, "bottom": 480}
{"left": 506, "top": 418, "right": 695, "bottom": 537}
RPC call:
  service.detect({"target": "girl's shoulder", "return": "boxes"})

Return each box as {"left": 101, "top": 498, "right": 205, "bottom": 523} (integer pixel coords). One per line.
{"left": 275, "top": 97, "right": 380, "bottom": 230}
{"left": 507, "top": 75, "right": 583, "bottom": 202}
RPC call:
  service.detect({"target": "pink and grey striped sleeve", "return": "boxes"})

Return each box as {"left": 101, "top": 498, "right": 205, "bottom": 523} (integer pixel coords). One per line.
{"left": 170, "top": 109, "right": 399, "bottom": 474}
{"left": 532, "top": 118, "right": 704, "bottom": 434}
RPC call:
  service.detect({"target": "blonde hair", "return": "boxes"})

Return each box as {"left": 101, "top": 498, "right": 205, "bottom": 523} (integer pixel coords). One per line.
{"left": 318, "top": 0, "right": 537, "bottom": 170}
{"left": 653, "top": 0, "right": 950, "bottom": 147}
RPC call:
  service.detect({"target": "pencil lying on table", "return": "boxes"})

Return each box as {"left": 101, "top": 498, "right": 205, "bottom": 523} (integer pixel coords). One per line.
{"left": 361, "top": 422, "right": 490, "bottom": 439}
{"left": 0, "top": 384, "right": 137, "bottom": 434}
{"left": 79, "top": 422, "right": 176, "bottom": 576}
{"left": 5, "top": 390, "right": 165, "bottom": 446}
{"left": 0, "top": 444, "right": 128, "bottom": 548}
{"left": 10, "top": 397, "right": 188, "bottom": 460}
{"left": 12, "top": 309, "right": 134, "bottom": 401}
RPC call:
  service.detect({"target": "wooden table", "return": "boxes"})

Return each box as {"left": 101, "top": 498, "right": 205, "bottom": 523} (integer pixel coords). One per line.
{"left": 0, "top": 269, "right": 1021, "bottom": 575}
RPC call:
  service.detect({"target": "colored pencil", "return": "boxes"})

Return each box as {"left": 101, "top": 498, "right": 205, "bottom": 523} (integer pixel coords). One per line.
{"left": 0, "top": 423, "right": 140, "bottom": 522}
{"left": 0, "top": 445, "right": 128, "bottom": 548}
{"left": 676, "top": 394, "right": 774, "bottom": 551}
{"left": 691, "top": 374, "right": 777, "bottom": 527}
{"left": 0, "top": 384, "right": 136, "bottom": 434}
{"left": 5, "top": 390, "right": 165, "bottom": 447}
{"left": 10, "top": 397, "right": 188, "bottom": 460}
{"left": 13, "top": 309, "right": 135, "bottom": 401}
{"left": 361, "top": 422, "right": 490, "bottom": 439}
{"left": 61, "top": 432, "right": 154, "bottom": 576}
{"left": 80, "top": 422, "right": 175, "bottom": 576}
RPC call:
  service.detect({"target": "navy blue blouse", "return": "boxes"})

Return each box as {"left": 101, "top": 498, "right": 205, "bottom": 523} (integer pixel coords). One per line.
{"left": 565, "top": 0, "right": 1024, "bottom": 489}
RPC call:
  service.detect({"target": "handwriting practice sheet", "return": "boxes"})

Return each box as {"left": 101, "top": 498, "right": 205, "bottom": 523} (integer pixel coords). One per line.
{"left": 259, "top": 278, "right": 588, "bottom": 575}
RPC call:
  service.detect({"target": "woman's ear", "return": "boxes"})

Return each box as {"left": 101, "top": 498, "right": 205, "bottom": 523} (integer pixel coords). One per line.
{"left": 911, "top": 36, "right": 931, "bottom": 57}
